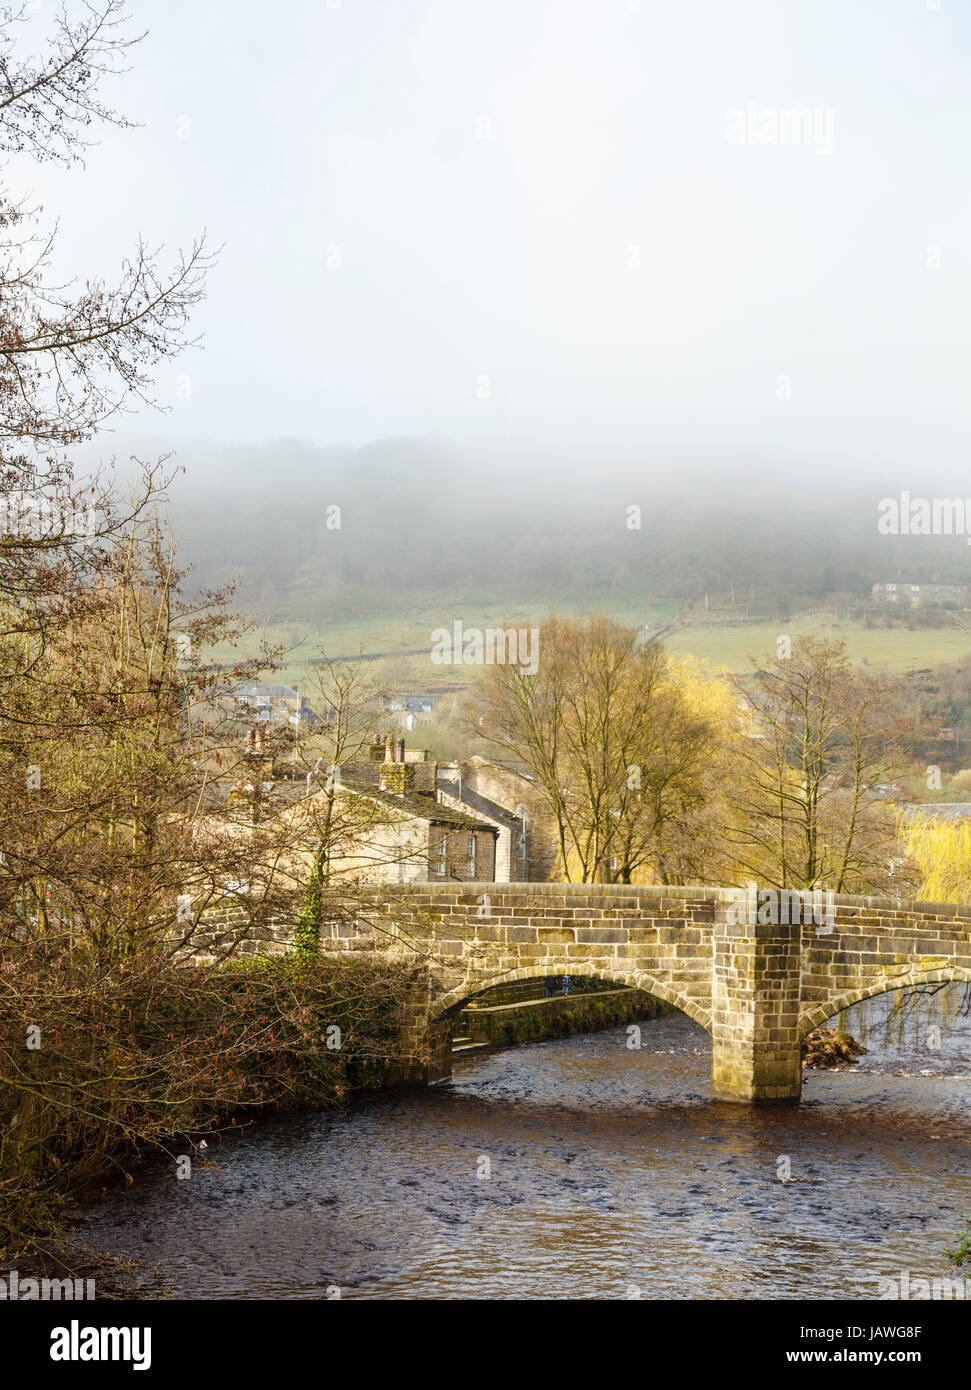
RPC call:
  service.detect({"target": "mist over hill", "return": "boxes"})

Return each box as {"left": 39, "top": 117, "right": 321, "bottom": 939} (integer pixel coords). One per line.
{"left": 84, "top": 433, "right": 971, "bottom": 626}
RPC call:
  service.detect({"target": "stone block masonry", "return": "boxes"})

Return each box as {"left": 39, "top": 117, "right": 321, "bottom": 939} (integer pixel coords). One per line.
{"left": 185, "top": 883, "right": 971, "bottom": 1104}
{"left": 460, "top": 987, "right": 671, "bottom": 1046}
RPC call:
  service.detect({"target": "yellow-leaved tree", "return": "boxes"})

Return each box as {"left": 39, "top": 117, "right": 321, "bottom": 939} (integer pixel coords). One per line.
{"left": 901, "top": 815, "right": 971, "bottom": 904}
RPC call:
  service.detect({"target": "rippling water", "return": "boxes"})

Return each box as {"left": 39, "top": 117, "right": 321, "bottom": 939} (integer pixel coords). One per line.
{"left": 80, "top": 999, "right": 971, "bottom": 1300}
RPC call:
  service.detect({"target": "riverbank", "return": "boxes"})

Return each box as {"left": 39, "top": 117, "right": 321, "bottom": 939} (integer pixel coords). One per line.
{"left": 458, "top": 986, "right": 672, "bottom": 1048}
{"left": 0, "top": 950, "right": 411, "bottom": 1264}
{"left": 20, "top": 979, "right": 679, "bottom": 1294}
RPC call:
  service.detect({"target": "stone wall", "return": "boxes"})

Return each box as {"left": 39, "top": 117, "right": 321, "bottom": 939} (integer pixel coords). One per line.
{"left": 175, "top": 902, "right": 294, "bottom": 966}
{"left": 460, "top": 987, "right": 670, "bottom": 1046}
{"left": 179, "top": 882, "right": 971, "bottom": 1105}
{"left": 796, "top": 896, "right": 971, "bottom": 1033}
{"left": 463, "top": 976, "right": 616, "bottom": 1006}
{"left": 427, "top": 823, "right": 497, "bottom": 884}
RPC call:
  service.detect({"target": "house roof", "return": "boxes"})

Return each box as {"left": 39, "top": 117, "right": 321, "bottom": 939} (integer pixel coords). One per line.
{"left": 336, "top": 763, "right": 489, "bottom": 829}
{"left": 902, "top": 802, "right": 971, "bottom": 821}
{"left": 438, "top": 779, "right": 523, "bottom": 830}
{"left": 260, "top": 766, "right": 495, "bottom": 832}
{"left": 468, "top": 755, "right": 537, "bottom": 782}
{"left": 232, "top": 682, "right": 300, "bottom": 699}
{"left": 344, "top": 780, "right": 492, "bottom": 828}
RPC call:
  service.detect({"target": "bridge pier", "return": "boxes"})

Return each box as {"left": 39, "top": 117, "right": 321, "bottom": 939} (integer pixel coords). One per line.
{"left": 424, "top": 1015, "right": 453, "bottom": 1083}
{"left": 710, "top": 912, "right": 803, "bottom": 1103}
{"left": 395, "top": 972, "right": 454, "bottom": 1084}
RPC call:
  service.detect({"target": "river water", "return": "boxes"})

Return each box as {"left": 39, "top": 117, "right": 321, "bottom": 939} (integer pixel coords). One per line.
{"left": 80, "top": 994, "right": 971, "bottom": 1300}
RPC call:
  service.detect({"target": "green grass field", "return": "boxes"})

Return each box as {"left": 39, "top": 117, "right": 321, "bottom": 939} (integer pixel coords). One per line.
{"left": 210, "top": 594, "right": 680, "bottom": 690}
{"left": 209, "top": 598, "right": 971, "bottom": 692}
{"left": 664, "top": 618, "right": 971, "bottom": 672}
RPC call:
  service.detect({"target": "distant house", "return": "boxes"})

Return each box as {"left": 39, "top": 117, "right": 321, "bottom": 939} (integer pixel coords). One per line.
{"left": 872, "top": 581, "right": 969, "bottom": 609}
{"left": 230, "top": 681, "right": 322, "bottom": 728}
{"left": 388, "top": 695, "right": 435, "bottom": 732}
{"left": 866, "top": 782, "right": 906, "bottom": 800}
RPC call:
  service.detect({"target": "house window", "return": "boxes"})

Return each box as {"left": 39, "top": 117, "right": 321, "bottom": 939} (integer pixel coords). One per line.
{"left": 468, "top": 835, "right": 476, "bottom": 877}
{"left": 435, "top": 833, "right": 447, "bottom": 876}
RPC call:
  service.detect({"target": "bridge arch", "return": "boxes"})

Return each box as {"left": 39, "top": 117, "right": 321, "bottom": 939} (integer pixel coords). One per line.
{"left": 325, "top": 882, "right": 971, "bottom": 1101}
{"left": 432, "top": 962, "right": 712, "bottom": 1033}
{"left": 798, "top": 965, "right": 971, "bottom": 1040}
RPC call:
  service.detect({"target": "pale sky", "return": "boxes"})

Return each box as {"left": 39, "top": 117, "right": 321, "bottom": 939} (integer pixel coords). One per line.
{"left": 25, "top": 0, "right": 971, "bottom": 475}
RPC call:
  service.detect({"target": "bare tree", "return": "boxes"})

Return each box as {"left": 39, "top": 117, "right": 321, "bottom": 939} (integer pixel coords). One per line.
{"left": 0, "top": 2, "right": 211, "bottom": 454}
{"left": 725, "top": 637, "right": 912, "bottom": 892}
{"left": 470, "top": 613, "right": 720, "bottom": 883}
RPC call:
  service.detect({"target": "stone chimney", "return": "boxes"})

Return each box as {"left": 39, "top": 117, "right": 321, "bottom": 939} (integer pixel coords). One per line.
{"left": 411, "top": 760, "right": 438, "bottom": 796}
{"left": 379, "top": 763, "right": 408, "bottom": 795}
{"left": 228, "top": 776, "right": 261, "bottom": 825}
{"left": 377, "top": 735, "right": 421, "bottom": 793}
{"left": 244, "top": 724, "right": 275, "bottom": 780}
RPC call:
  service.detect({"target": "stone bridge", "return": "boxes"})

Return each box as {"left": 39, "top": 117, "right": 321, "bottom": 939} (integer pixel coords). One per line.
{"left": 320, "top": 882, "right": 971, "bottom": 1103}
